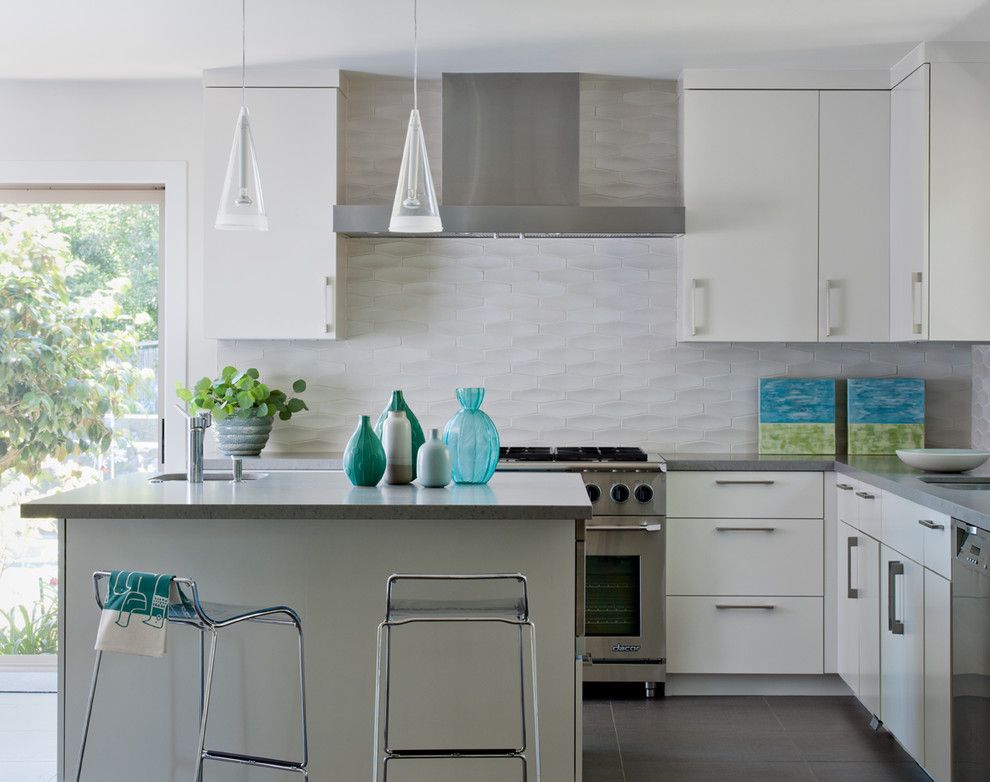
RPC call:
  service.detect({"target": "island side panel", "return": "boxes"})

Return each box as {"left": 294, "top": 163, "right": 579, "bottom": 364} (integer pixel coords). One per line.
{"left": 62, "top": 515, "right": 576, "bottom": 782}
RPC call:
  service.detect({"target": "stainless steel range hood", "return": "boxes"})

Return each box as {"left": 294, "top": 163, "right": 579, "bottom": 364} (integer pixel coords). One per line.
{"left": 333, "top": 72, "right": 684, "bottom": 238}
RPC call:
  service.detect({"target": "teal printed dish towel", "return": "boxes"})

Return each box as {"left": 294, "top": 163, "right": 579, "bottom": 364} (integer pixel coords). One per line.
{"left": 95, "top": 570, "right": 175, "bottom": 657}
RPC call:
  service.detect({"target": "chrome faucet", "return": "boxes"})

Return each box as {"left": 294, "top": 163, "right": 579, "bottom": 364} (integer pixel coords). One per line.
{"left": 176, "top": 405, "right": 212, "bottom": 483}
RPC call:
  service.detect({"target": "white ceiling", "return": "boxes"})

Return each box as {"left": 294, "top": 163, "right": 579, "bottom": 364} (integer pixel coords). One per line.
{"left": 3, "top": 0, "right": 990, "bottom": 81}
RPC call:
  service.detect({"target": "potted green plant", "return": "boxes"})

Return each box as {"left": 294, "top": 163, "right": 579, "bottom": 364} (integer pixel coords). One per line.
{"left": 176, "top": 366, "right": 308, "bottom": 456}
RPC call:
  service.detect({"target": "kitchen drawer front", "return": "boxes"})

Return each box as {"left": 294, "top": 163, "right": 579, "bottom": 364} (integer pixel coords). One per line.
{"left": 836, "top": 474, "right": 861, "bottom": 528}
{"left": 880, "top": 491, "right": 951, "bottom": 576}
{"left": 667, "top": 471, "right": 824, "bottom": 518}
{"left": 881, "top": 491, "right": 938, "bottom": 565}
{"left": 856, "top": 481, "right": 883, "bottom": 539}
{"left": 667, "top": 596, "right": 824, "bottom": 674}
{"left": 667, "top": 518, "right": 823, "bottom": 596}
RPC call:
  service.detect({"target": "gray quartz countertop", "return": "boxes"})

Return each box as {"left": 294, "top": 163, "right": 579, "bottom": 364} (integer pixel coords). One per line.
{"left": 204, "top": 452, "right": 344, "bottom": 471}
{"left": 664, "top": 452, "right": 838, "bottom": 471}
{"left": 21, "top": 471, "right": 592, "bottom": 522}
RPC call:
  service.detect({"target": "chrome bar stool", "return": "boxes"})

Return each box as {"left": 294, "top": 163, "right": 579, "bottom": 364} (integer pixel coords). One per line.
{"left": 76, "top": 571, "right": 308, "bottom": 781}
{"left": 372, "top": 573, "right": 541, "bottom": 782}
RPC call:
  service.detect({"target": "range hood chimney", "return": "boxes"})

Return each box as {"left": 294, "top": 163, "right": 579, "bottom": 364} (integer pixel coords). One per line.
{"left": 333, "top": 72, "right": 684, "bottom": 238}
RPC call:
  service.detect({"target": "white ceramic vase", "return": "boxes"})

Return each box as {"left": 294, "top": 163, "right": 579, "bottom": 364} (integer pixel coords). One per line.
{"left": 417, "top": 428, "right": 452, "bottom": 488}
{"left": 382, "top": 410, "right": 413, "bottom": 485}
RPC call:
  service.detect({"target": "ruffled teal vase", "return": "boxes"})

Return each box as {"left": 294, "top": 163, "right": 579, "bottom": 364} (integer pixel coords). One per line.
{"left": 343, "top": 415, "right": 387, "bottom": 486}
{"left": 443, "top": 387, "right": 500, "bottom": 484}
{"left": 374, "top": 390, "right": 425, "bottom": 479}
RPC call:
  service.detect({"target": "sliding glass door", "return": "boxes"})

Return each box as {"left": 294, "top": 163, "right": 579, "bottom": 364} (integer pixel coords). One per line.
{"left": 0, "top": 189, "right": 163, "bottom": 671}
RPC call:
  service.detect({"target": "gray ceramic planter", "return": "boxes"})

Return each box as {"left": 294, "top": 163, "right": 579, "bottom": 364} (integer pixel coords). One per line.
{"left": 215, "top": 414, "right": 274, "bottom": 456}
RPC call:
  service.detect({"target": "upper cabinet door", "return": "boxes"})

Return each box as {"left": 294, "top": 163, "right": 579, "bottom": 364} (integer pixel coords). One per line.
{"left": 681, "top": 90, "right": 819, "bottom": 342}
{"left": 889, "top": 65, "right": 930, "bottom": 341}
{"left": 819, "top": 91, "right": 890, "bottom": 341}
{"left": 929, "top": 62, "right": 990, "bottom": 340}
{"left": 204, "top": 86, "right": 341, "bottom": 340}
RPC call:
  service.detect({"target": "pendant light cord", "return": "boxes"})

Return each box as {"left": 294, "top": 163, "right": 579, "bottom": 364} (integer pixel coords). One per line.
{"left": 412, "top": 0, "right": 418, "bottom": 110}
{"left": 241, "top": 0, "right": 247, "bottom": 107}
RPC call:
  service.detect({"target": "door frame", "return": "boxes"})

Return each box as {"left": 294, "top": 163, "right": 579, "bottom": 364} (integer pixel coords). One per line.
{"left": 0, "top": 161, "right": 188, "bottom": 472}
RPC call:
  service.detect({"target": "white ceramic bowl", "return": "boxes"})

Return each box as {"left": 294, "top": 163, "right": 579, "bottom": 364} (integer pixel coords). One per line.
{"left": 895, "top": 448, "right": 990, "bottom": 473}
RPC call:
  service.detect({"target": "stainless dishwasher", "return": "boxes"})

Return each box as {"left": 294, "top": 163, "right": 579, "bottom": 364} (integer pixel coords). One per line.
{"left": 952, "top": 520, "right": 990, "bottom": 781}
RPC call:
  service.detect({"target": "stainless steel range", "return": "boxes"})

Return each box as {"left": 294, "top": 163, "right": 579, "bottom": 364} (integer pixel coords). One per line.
{"left": 499, "top": 446, "right": 667, "bottom": 697}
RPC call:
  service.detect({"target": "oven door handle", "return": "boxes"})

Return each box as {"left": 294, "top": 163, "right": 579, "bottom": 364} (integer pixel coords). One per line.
{"left": 586, "top": 523, "right": 663, "bottom": 532}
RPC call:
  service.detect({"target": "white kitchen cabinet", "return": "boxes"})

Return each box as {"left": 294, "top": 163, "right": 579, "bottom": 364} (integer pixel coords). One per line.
{"left": 837, "top": 521, "right": 882, "bottom": 717}
{"left": 667, "top": 596, "right": 824, "bottom": 675}
{"left": 668, "top": 517, "right": 822, "bottom": 596}
{"left": 923, "top": 570, "right": 951, "bottom": 782}
{"left": 889, "top": 64, "right": 930, "bottom": 341}
{"left": 680, "top": 89, "right": 819, "bottom": 341}
{"left": 203, "top": 74, "right": 345, "bottom": 339}
{"left": 929, "top": 61, "right": 990, "bottom": 340}
{"left": 880, "top": 544, "right": 925, "bottom": 761}
{"left": 819, "top": 91, "right": 890, "bottom": 341}
{"left": 667, "top": 471, "right": 823, "bottom": 519}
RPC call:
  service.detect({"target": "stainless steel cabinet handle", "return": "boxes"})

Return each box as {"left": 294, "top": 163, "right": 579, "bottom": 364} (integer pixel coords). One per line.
{"left": 911, "top": 271, "right": 923, "bottom": 336}
{"left": 918, "top": 519, "right": 945, "bottom": 531}
{"left": 824, "top": 278, "right": 835, "bottom": 337}
{"left": 715, "top": 604, "right": 776, "bottom": 610}
{"left": 586, "top": 523, "right": 663, "bottom": 532}
{"left": 847, "top": 536, "right": 859, "bottom": 599}
{"left": 715, "top": 526, "right": 777, "bottom": 532}
{"left": 855, "top": 491, "right": 876, "bottom": 500}
{"left": 689, "top": 278, "right": 701, "bottom": 336}
{"left": 324, "top": 275, "right": 334, "bottom": 334}
{"left": 965, "top": 524, "right": 981, "bottom": 536}
{"left": 715, "top": 479, "right": 775, "bottom": 486}
{"left": 836, "top": 483, "right": 854, "bottom": 491}
{"left": 887, "top": 560, "right": 905, "bottom": 635}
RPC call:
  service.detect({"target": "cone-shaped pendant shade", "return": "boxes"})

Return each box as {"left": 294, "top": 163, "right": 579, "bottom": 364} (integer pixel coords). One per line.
{"left": 216, "top": 105, "right": 268, "bottom": 231}
{"left": 389, "top": 109, "right": 442, "bottom": 233}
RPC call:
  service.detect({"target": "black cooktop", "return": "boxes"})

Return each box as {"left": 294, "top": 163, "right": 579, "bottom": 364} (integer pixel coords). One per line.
{"left": 499, "top": 446, "right": 647, "bottom": 463}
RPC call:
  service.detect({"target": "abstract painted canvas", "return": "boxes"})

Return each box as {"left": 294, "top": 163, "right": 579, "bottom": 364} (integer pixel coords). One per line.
{"left": 847, "top": 378, "right": 925, "bottom": 454}
{"left": 759, "top": 378, "right": 838, "bottom": 454}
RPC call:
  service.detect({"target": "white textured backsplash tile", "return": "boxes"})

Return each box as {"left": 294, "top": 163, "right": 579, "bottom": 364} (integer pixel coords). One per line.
{"left": 218, "top": 238, "right": 972, "bottom": 454}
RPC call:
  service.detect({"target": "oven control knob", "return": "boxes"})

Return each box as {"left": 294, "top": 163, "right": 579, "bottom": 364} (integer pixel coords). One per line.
{"left": 610, "top": 483, "right": 630, "bottom": 503}
{"left": 634, "top": 484, "right": 654, "bottom": 503}
{"left": 586, "top": 484, "right": 601, "bottom": 503}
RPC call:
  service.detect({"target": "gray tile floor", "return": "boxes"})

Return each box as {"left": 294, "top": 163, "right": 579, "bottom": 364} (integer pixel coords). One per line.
{"left": 584, "top": 695, "right": 931, "bottom": 782}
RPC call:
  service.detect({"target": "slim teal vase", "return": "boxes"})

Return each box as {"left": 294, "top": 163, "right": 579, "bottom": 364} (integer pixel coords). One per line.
{"left": 343, "top": 415, "right": 387, "bottom": 487}
{"left": 374, "top": 390, "right": 425, "bottom": 479}
{"left": 443, "top": 387, "right": 500, "bottom": 484}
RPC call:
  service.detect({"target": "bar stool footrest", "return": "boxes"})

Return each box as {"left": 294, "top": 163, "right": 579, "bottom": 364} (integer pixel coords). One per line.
{"left": 203, "top": 748, "right": 306, "bottom": 771}
{"left": 387, "top": 748, "right": 525, "bottom": 758}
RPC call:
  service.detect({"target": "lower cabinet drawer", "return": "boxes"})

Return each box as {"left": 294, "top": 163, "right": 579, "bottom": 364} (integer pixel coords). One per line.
{"left": 666, "top": 596, "right": 824, "bottom": 674}
{"left": 667, "top": 518, "right": 823, "bottom": 596}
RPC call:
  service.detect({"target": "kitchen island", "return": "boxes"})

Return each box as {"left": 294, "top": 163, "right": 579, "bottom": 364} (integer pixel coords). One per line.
{"left": 23, "top": 471, "right": 590, "bottom": 782}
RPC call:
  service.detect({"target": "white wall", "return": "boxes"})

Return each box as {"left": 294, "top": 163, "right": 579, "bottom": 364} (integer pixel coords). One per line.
{"left": 0, "top": 78, "right": 216, "bottom": 388}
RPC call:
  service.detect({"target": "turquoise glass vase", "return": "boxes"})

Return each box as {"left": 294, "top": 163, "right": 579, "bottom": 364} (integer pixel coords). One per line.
{"left": 443, "top": 387, "right": 500, "bottom": 484}
{"left": 343, "top": 415, "right": 387, "bottom": 486}
{"left": 374, "top": 390, "right": 425, "bottom": 479}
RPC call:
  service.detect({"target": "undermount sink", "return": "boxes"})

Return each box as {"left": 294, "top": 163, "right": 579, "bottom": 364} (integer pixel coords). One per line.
{"left": 918, "top": 475, "right": 990, "bottom": 490}
{"left": 148, "top": 472, "right": 267, "bottom": 483}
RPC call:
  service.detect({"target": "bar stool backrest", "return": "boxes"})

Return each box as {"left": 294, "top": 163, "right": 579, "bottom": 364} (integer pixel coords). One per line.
{"left": 92, "top": 570, "right": 211, "bottom": 627}
{"left": 384, "top": 573, "right": 530, "bottom": 623}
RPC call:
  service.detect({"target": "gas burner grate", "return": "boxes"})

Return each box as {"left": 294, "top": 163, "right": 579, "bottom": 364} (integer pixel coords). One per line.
{"left": 554, "top": 447, "right": 648, "bottom": 462}
{"left": 499, "top": 446, "right": 554, "bottom": 462}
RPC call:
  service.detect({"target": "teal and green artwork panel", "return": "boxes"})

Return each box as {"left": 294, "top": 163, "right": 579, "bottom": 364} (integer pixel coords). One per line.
{"left": 758, "top": 378, "right": 838, "bottom": 454}
{"left": 847, "top": 378, "right": 925, "bottom": 454}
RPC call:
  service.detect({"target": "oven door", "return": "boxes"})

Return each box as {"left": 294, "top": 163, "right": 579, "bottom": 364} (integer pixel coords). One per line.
{"left": 584, "top": 516, "right": 665, "bottom": 663}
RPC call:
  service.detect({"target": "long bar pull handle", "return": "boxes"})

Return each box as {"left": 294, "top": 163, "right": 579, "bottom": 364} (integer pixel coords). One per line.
{"left": 918, "top": 519, "right": 945, "bottom": 531}
{"left": 715, "top": 479, "right": 776, "bottom": 486}
{"left": 888, "top": 560, "right": 905, "bottom": 635}
{"left": 586, "top": 523, "right": 663, "bottom": 532}
{"left": 847, "top": 536, "right": 859, "bottom": 599}
{"left": 911, "top": 271, "right": 923, "bottom": 336}
{"left": 324, "top": 275, "right": 334, "bottom": 335}
{"left": 824, "top": 278, "right": 835, "bottom": 337}
{"left": 689, "top": 278, "right": 701, "bottom": 337}
{"left": 855, "top": 491, "right": 876, "bottom": 500}
{"left": 715, "top": 604, "right": 776, "bottom": 610}
{"left": 715, "top": 526, "right": 777, "bottom": 533}
{"left": 837, "top": 483, "right": 854, "bottom": 491}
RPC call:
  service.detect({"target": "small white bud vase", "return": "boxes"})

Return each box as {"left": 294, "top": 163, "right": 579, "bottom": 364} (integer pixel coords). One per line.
{"left": 382, "top": 410, "right": 413, "bottom": 485}
{"left": 417, "top": 428, "right": 452, "bottom": 488}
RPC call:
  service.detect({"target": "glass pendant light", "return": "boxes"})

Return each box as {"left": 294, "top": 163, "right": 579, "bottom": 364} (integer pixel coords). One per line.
{"left": 215, "top": 0, "right": 268, "bottom": 231}
{"left": 389, "top": 0, "right": 442, "bottom": 233}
